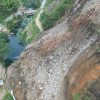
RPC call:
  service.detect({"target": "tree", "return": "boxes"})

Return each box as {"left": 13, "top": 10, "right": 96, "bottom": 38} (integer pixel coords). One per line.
{"left": 0, "top": 32, "right": 10, "bottom": 66}
{"left": 0, "top": 0, "right": 19, "bottom": 24}
{"left": 6, "top": 15, "right": 23, "bottom": 32}
{"left": 2, "top": 0, "right": 18, "bottom": 15}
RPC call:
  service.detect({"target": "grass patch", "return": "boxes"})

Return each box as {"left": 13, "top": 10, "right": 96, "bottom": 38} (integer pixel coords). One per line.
{"left": 26, "top": 20, "right": 40, "bottom": 44}
{"left": 0, "top": 13, "right": 6, "bottom": 24}
{"left": 72, "top": 94, "right": 82, "bottom": 100}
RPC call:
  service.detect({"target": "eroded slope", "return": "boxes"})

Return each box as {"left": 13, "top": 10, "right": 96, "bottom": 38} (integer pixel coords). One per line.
{"left": 7, "top": 0, "right": 100, "bottom": 100}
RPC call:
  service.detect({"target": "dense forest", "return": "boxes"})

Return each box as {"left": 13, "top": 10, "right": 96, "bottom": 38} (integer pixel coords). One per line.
{"left": 20, "top": 0, "right": 43, "bottom": 9}
{"left": 0, "top": 0, "right": 19, "bottom": 23}
{"left": 0, "top": 32, "right": 10, "bottom": 66}
{"left": 40, "top": 0, "right": 75, "bottom": 30}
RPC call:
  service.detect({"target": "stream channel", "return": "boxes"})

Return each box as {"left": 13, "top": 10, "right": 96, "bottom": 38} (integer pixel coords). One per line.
{"left": 8, "top": 17, "right": 32, "bottom": 61}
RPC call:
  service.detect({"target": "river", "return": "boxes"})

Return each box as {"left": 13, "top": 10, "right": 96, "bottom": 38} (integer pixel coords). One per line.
{"left": 8, "top": 0, "right": 46, "bottom": 62}
{"left": 8, "top": 17, "right": 32, "bottom": 61}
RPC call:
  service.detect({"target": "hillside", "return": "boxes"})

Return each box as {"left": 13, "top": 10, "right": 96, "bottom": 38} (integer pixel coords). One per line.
{"left": 6, "top": 0, "right": 100, "bottom": 100}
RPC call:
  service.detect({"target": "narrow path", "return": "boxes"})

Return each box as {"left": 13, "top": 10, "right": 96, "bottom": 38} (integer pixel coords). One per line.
{"left": 35, "top": 10, "right": 43, "bottom": 31}
{"left": 35, "top": 0, "right": 46, "bottom": 32}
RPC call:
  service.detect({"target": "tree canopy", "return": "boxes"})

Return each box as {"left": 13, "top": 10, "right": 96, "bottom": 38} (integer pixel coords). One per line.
{"left": 2, "top": 0, "right": 18, "bottom": 14}
{"left": 0, "top": 32, "right": 10, "bottom": 66}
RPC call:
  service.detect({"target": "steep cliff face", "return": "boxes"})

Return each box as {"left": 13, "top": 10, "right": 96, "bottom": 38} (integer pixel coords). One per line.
{"left": 7, "top": 0, "right": 100, "bottom": 100}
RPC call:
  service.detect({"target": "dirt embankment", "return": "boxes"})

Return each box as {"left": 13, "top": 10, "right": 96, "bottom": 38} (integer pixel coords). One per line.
{"left": 7, "top": 0, "right": 100, "bottom": 100}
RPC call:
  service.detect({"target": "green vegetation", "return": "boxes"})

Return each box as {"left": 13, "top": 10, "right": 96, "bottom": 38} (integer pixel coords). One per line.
{"left": 72, "top": 94, "right": 82, "bottom": 100}
{"left": 73, "top": 94, "right": 91, "bottom": 100}
{"left": 21, "top": 0, "right": 43, "bottom": 9}
{"left": 95, "top": 27, "right": 100, "bottom": 34}
{"left": 95, "top": 28, "right": 99, "bottom": 33}
{"left": 0, "top": 32, "right": 10, "bottom": 66}
{"left": 86, "top": 81, "right": 92, "bottom": 88}
{"left": 6, "top": 15, "right": 25, "bottom": 32}
{"left": 0, "top": 0, "right": 19, "bottom": 24}
{"left": 27, "top": 21, "right": 40, "bottom": 44}
{"left": 86, "top": 96, "right": 91, "bottom": 100}
{"left": 18, "top": 30, "right": 28, "bottom": 43}
{"left": 96, "top": 46, "right": 100, "bottom": 53}
{"left": 21, "top": 0, "right": 32, "bottom": 8}
{"left": 3, "top": 93, "right": 13, "bottom": 100}
{"left": 11, "top": 82, "right": 15, "bottom": 87}
{"left": 18, "top": 12, "right": 40, "bottom": 44}
{"left": 72, "top": 94, "right": 91, "bottom": 100}
{"left": 40, "top": 0, "right": 75, "bottom": 30}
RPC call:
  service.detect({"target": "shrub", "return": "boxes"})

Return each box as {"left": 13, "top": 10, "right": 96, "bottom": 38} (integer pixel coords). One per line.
{"left": 86, "top": 96, "right": 91, "bottom": 100}
{"left": 6, "top": 15, "right": 25, "bottom": 32}
{"left": 0, "top": 32, "right": 10, "bottom": 66}
{"left": 72, "top": 94, "right": 82, "bottom": 100}
{"left": 3, "top": 93, "right": 13, "bottom": 100}
{"left": 40, "top": 0, "right": 75, "bottom": 30}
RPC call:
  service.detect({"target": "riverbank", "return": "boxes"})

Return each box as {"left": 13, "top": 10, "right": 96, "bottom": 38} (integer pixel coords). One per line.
{"left": 20, "top": 0, "right": 46, "bottom": 43}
